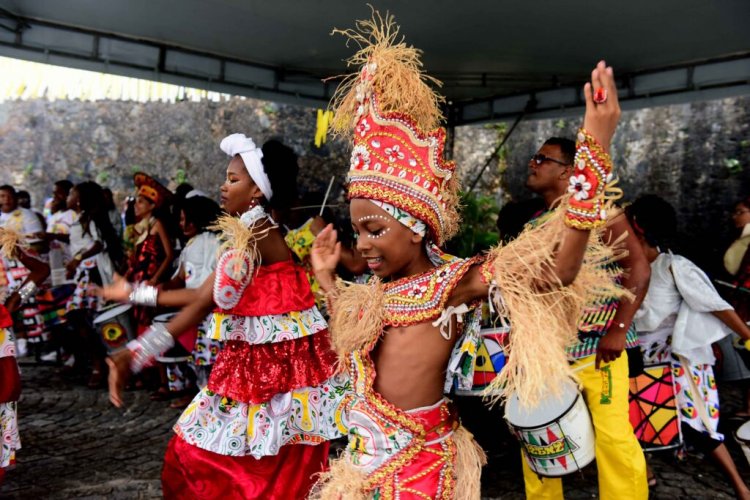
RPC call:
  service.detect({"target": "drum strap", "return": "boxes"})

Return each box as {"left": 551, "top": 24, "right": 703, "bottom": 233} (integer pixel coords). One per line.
{"left": 676, "top": 354, "right": 714, "bottom": 433}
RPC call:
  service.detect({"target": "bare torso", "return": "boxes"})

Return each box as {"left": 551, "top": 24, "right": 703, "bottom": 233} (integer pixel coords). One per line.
{"left": 370, "top": 265, "right": 487, "bottom": 410}
{"left": 371, "top": 320, "right": 459, "bottom": 410}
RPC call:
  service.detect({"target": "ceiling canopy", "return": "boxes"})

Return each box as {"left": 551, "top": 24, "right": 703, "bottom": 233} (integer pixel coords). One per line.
{"left": 1, "top": 0, "right": 748, "bottom": 124}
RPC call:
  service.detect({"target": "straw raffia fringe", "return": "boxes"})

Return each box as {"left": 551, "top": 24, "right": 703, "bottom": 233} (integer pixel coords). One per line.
{"left": 328, "top": 7, "right": 444, "bottom": 136}
{"left": 329, "top": 277, "right": 386, "bottom": 365}
{"left": 0, "top": 227, "right": 24, "bottom": 260}
{"left": 453, "top": 425, "right": 487, "bottom": 500}
{"left": 484, "top": 202, "right": 632, "bottom": 408}
{"left": 209, "top": 214, "right": 273, "bottom": 272}
{"left": 328, "top": 8, "right": 461, "bottom": 242}
{"left": 310, "top": 456, "right": 369, "bottom": 500}
{"left": 310, "top": 426, "right": 485, "bottom": 500}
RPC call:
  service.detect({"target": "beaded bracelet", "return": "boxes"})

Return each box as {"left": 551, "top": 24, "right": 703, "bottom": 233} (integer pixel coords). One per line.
{"left": 564, "top": 128, "right": 614, "bottom": 230}
{"left": 127, "top": 323, "right": 175, "bottom": 373}
{"left": 129, "top": 283, "right": 158, "bottom": 307}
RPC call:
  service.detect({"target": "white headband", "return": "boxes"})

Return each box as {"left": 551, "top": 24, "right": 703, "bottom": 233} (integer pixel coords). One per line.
{"left": 220, "top": 133, "right": 273, "bottom": 201}
{"left": 369, "top": 200, "right": 427, "bottom": 237}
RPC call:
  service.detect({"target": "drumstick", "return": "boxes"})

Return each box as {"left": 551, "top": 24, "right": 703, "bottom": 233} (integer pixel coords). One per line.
{"left": 572, "top": 361, "right": 595, "bottom": 373}
{"left": 714, "top": 279, "right": 750, "bottom": 295}
{"left": 319, "top": 176, "right": 335, "bottom": 217}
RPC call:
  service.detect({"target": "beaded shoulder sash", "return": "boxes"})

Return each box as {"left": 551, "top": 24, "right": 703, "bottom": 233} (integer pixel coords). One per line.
{"left": 382, "top": 257, "right": 476, "bottom": 327}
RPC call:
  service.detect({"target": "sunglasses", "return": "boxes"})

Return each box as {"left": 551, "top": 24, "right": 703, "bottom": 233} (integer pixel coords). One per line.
{"left": 531, "top": 154, "right": 571, "bottom": 167}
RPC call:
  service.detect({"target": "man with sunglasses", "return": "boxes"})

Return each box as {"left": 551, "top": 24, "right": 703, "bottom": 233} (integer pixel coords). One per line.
{"left": 520, "top": 137, "right": 651, "bottom": 499}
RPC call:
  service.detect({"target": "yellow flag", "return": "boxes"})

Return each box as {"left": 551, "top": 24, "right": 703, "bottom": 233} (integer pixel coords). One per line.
{"left": 314, "top": 109, "right": 334, "bottom": 148}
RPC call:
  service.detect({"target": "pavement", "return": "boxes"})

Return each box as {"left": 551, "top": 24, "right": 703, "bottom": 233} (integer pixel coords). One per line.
{"left": 1, "top": 361, "right": 749, "bottom": 499}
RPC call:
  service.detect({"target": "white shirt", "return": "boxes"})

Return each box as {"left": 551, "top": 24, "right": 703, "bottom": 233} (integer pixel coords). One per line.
{"left": 0, "top": 207, "right": 44, "bottom": 239}
{"left": 177, "top": 232, "right": 221, "bottom": 289}
{"left": 47, "top": 209, "right": 77, "bottom": 262}
{"left": 68, "top": 215, "right": 114, "bottom": 285}
{"left": 635, "top": 252, "right": 733, "bottom": 364}
{"left": 69, "top": 215, "right": 101, "bottom": 257}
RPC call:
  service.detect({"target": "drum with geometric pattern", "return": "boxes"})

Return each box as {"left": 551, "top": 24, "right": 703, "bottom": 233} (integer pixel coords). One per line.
{"left": 628, "top": 362, "right": 683, "bottom": 451}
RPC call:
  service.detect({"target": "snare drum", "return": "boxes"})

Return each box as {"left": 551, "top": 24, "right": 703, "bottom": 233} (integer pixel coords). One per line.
{"left": 628, "top": 362, "right": 682, "bottom": 451}
{"left": 93, "top": 304, "right": 136, "bottom": 353}
{"left": 505, "top": 379, "right": 596, "bottom": 477}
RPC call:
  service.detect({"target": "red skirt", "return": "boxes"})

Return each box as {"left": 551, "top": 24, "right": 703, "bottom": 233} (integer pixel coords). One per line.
{"left": 207, "top": 332, "right": 337, "bottom": 404}
{"left": 162, "top": 435, "right": 329, "bottom": 500}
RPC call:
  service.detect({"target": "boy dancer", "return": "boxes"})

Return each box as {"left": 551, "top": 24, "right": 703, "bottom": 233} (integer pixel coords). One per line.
{"left": 311, "top": 11, "right": 625, "bottom": 499}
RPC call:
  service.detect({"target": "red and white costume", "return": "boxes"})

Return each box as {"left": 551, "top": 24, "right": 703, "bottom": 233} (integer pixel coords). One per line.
{"left": 162, "top": 247, "right": 350, "bottom": 499}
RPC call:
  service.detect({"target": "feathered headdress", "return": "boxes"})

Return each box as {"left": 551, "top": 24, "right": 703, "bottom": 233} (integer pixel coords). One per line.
{"left": 330, "top": 9, "right": 460, "bottom": 246}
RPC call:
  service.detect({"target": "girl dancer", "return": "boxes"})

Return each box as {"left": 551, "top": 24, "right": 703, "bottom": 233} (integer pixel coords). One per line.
{"left": 65, "top": 181, "right": 122, "bottom": 387}
{"left": 0, "top": 229, "right": 49, "bottom": 485}
{"left": 107, "top": 135, "right": 347, "bottom": 499}
{"left": 125, "top": 173, "right": 174, "bottom": 335}
{"left": 99, "top": 195, "right": 224, "bottom": 407}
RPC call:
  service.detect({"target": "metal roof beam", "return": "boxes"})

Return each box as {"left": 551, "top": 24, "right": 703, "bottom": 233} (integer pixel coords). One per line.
{"left": 455, "top": 54, "right": 750, "bottom": 125}
{"left": 0, "top": 15, "right": 331, "bottom": 107}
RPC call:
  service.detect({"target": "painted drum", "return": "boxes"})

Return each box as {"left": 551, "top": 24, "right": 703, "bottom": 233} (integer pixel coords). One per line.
{"left": 628, "top": 363, "right": 682, "bottom": 451}
{"left": 505, "top": 379, "right": 595, "bottom": 477}
{"left": 454, "top": 326, "right": 508, "bottom": 396}
{"left": 93, "top": 303, "right": 135, "bottom": 353}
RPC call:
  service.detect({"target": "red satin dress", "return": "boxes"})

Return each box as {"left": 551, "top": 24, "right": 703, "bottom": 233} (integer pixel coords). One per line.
{"left": 162, "top": 257, "right": 348, "bottom": 499}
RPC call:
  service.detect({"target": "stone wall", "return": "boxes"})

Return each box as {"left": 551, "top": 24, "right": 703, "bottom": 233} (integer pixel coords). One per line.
{"left": 0, "top": 97, "right": 351, "bottom": 208}
{"left": 454, "top": 96, "right": 750, "bottom": 273}
{"left": 1, "top": 95, "right": 748, "bottom": 272}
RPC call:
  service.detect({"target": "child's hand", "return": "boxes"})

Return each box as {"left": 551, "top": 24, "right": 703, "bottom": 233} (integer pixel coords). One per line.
{"left": 582, "top": 60, "right": 620, "bottom": 153}
{"left": 106, "top": 349, "right": 132, "bottom": 408}
{"left": 312, "top": 224, "right": 342, "bottom": 275}
{"left": 91, "top": 273, "right": 131, "bottom": 302}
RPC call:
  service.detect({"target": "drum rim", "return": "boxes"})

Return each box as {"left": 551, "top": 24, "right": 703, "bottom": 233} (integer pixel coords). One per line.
{"left": 736, "top": 420, "right": 750, "bottom": 442}
{"left": 93, "top": 303, "right": 133, "bottom": 323}
{"left": 505, "top": 388, "right": 583, "bottom": 430}
{"left": 153, "top": 312, "right": 178, "bottom": 322}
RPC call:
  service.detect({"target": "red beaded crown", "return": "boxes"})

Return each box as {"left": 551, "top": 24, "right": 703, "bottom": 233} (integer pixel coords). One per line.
{"left": 331, "top": 11, "right": 460, "bottom": 246}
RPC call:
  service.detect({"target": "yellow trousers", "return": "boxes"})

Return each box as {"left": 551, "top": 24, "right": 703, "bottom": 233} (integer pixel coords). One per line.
{"left": 521, "top": 353, "right": 648, "bottom": 500}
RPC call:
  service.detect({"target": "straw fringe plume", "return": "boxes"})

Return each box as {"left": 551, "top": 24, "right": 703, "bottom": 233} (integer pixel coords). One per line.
{"left": 328, "top": 8, "right": 444, "bottom": 135}
{"left": 453, "top": 426, "right": 487, "bottom": 500}
{"left": 484, "top": 205, "right": 631, "bottom": 408}
{"left": 310, "top": 457, "right": 368, "bottom": 500}
{"left": 0, "top": 227, "right": 24, "bottom": 259}
{"left": 209, "top": 214, "right": 273, "bottom": 269}
{"left": 329, "top": 278, "right": 385, "bottom": 362}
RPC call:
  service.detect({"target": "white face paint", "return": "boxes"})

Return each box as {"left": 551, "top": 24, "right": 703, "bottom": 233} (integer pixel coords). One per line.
{"left": 355, "top": 214, "right": 392, "bottom": 239}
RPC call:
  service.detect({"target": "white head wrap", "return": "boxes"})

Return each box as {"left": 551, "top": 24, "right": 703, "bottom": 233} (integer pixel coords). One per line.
{"left": 220, "top": 134, "right": 273, "bottom": 201}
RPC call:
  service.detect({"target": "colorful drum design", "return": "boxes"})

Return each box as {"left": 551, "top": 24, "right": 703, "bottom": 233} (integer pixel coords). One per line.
{"left": 628, "top": 363, "right": 682, "bottom": 451}
{"left": 736, "top": 420, "right": 750, "bottom": 467}
{"left": 93, "top": 304, "right": 135, "bottom": 353}
{"left": 505, "top": 379, "right": 596, "bottom": 477}
{"left": 36, "top": 284, "right": 76, "bottom": 329}
{"left": 454, "top": 326, "right": 508, "bottom": 396}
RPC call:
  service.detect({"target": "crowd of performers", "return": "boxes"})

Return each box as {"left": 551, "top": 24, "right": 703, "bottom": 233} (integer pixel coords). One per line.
{"left": 2, "top": 11, "right": 750, "bottom": 500}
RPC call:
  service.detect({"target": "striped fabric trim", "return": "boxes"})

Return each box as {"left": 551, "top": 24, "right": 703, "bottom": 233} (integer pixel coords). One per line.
{"left": 567, "top": 325, "right": 639, "bottom": 360}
